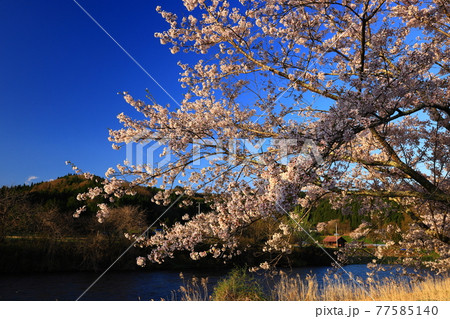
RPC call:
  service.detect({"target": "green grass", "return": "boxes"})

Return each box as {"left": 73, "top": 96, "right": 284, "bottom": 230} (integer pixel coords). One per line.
{"left": 341, "top": 235, "right": 352, "bottom": 242}
{"left": 212, "top": 267, "right": 267, "bottom": 301}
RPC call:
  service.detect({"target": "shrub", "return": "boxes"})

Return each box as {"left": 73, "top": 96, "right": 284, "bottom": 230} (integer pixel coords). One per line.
{"left": 212, "top": 268, "right": 267, "bottom": 301}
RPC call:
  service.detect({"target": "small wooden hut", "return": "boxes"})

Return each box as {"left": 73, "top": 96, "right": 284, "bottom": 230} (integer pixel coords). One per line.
{"left": 323, "top": 236, "right": 347, "bottom": 248}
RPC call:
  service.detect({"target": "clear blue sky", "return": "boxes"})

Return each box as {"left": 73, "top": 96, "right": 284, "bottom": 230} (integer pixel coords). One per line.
{"left": 0, "top": 0, "right": 189, "bottom": 186}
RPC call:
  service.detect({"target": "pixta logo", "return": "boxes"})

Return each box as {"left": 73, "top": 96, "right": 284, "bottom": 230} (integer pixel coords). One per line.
{"left": 125, "top": 134, "right": 323, "bottom": 170}
{"left": 125, "top": 133, "right": 172, "bottom": 170}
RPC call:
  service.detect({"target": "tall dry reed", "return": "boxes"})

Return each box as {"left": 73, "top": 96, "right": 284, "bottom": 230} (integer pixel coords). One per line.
{"left": 171, "top": 273, "right": 210, "bottom": 301}
{"left": 170, "top": 271, "right": 449, "bottom": 301}
{"left": 273, "top": 273, "right": 450, "bottom": 301}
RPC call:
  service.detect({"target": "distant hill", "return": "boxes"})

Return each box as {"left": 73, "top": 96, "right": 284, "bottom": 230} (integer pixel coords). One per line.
{"left": 1, "top": 174, "right": 205, "bottom": 238}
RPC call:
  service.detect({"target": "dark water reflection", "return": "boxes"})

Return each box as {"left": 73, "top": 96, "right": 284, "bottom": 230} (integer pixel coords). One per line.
{"left": 0, "top": 269, "right": 227, "bottom": 301}
{"left": 0, "top": 264, "right": 422, "bottom": 301}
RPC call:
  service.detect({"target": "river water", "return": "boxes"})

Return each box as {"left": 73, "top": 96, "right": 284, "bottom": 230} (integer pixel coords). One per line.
{"left": 0, "top": 264, "right": 412, "bottom": 301}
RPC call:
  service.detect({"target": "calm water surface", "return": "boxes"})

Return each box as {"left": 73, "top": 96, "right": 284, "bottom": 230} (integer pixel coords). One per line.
{"left": 0, "top": 264, "right": 411, "bottom": 301}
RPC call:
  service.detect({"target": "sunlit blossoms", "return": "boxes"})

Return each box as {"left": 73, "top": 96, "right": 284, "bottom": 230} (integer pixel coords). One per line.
{"left": 350, "top": 222, "right": 372, "bottom": 240}
{"left": 73, "top": 205, "right": 86, "bottom": 218}
{"left": 77, "top": 0, "right": 449, "bottom": 273}
{"left": 136, "top": 256, "right": 146, "bottom": 267}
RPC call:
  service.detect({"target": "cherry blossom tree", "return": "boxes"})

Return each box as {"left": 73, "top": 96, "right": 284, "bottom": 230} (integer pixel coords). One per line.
{"left": 77, "top": 0, "right": 449, "bottom": 273}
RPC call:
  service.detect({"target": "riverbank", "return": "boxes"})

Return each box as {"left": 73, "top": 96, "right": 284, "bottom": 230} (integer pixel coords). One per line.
{"left": 0, "top": 236, "right": 140, "bottom": 273}
{"left": 176, "top": 269, "right": 449, "bottom": 301}
{"left": 0, "top": 237, "right": 341, "bottom": 273}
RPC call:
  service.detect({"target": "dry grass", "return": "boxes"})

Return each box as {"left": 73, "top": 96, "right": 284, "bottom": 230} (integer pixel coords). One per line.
{"left": 171, "top": 273, "right": 210, "bottom": 301}
{"left": 273, "top": 273, "right": 450, "bottom": 301}
{"left": 169, "top": 270, "right": 449, "bottom": 301}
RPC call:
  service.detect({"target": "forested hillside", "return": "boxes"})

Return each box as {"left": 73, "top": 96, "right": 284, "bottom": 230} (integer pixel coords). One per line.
{"left": 0, "top": 174, "right": 201, "bottom": 240}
